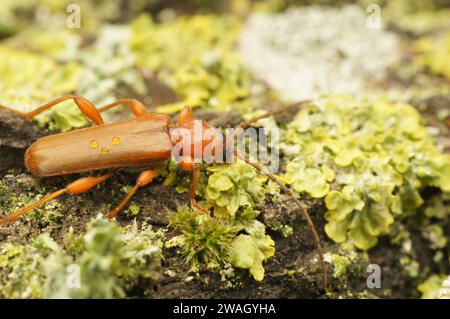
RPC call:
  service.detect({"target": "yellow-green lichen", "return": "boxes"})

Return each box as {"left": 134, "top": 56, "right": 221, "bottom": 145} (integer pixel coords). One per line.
{"left": 0, "top": 46, "right": 83, "bottom": 131}
{"left": 0, "top": 215, "right": 162, "bottom": 299}
{"left": 205, "top": 163, "right": 266, "bottom": 219}
{"left": 417, "top": 275, "right": 447, "bottom": 299}
{"left": 282, "top": 95, "right": 450, "bottom": 250}
{"left": 414, "top": 33, "right": 450, "bottom": 80}
{"left": 229, "top": 220, "right": 275, "bottom": 281}
{"left": 130, "top": 14, "right": 254, "bottom": 113}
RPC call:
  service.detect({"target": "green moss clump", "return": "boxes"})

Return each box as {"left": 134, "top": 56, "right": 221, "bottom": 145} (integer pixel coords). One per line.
{"left": 168, "top": 207, "right": 240, "bottom": 272}
{"left": 281, "top": 95, "right": 450, "bottom": 250}
{"left": 0, "top": 177, "right": 66, "bottom": 225}
{"left": 168, "top": 207, "right": 275, "bottom": 282}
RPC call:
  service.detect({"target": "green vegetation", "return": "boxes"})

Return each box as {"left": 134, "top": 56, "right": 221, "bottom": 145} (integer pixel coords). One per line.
{"left": 414, "top": 34, "right": 450, "bottom": 80}
{"left": 168, "top": 207, "right": 240, "bottom": 272}
{"left": 131, "top": 14, "right": 254, "bottom": 113}
{"left": 281, "top": 95, "right": 450, "bottom": 249}
{"left": 417, "top": 275, "right": 447, "bottom": 299}
{"left": 0, "top": 216, "right": 162, "bottom": 298}
{"left": 168, "top": 163, "right": 274, "bottom": 281}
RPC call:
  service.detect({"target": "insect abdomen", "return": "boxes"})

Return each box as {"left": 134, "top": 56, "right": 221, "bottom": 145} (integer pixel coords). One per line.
{"left": 25, "top": 114, "right": 172, "bottom": 176}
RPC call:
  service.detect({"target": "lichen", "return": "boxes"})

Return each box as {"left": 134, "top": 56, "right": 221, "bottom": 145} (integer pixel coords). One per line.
{"left": 0, "top": 236, "right": 56, "bottom": 298}
{"left": 414, "top": 33, "right": 450, "bottom": 80}
{"left": 204, "top": 163, "right": 266, "bottom": 218}
{"left": 281, "top": 95, "right": 450, "bottom": 249}
{"left": 130, "top": 14, "right": 254, "bottom": 113}
{"left": 229, "top": 220, "right": 275, "bottom": 281}
{"left": 0, "top": 215, "right": 163, "bottom": 298}
{"left": 238, "top": 5, "right": 400, "bottom": 101}
{"left": 417, "top": 275, "right": 447, "bottom": 299}
{"left": 0, "top": 46, "right": 82, "bottom": 131}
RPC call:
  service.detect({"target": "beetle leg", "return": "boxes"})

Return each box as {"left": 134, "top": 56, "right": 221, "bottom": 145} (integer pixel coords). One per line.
{"left": 189, "top": 167, "right": 209, "bottom": 214}
{"left": 0, "top": 172, "right": 114, "bottom": 226}
{"left": 98, "top": 99, "right": 149, "bottom": 117}
{"left": 179, "top": 157, "right": 209, "bottom": 214}
{"left": 0, "top": 95, "right": 105, "bottom": 125}
{"left": 25, "top": 96, "right": 105, "bottom": 125}
{"left": 1, "top": 96, "right": 151, "bottom": 125}
{"left": 107, "top": 169, "right": 160, "bottom": 220}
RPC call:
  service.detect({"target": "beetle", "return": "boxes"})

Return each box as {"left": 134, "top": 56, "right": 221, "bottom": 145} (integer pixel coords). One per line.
{"left": 0, "top": 95, "right": 328, "bottom": 289}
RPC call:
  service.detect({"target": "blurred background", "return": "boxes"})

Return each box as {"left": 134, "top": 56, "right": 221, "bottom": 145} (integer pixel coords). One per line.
{"left": 0, "top": 0, "right": 449, "bottom": 130}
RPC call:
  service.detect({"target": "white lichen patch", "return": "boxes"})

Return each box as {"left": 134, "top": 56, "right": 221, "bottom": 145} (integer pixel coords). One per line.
{"left": 238, "top": 5, "right": 400, "bottom": 101}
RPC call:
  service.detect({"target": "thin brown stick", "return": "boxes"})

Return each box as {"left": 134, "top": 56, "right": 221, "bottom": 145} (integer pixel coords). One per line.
{"left": 232, "top": 99, "right": 312, "bottom": 139}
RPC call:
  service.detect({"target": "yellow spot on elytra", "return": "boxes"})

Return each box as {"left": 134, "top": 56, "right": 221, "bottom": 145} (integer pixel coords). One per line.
{"left": 112, "top": 137, "right": 121, "bottom": 146}
{"left": 90, "top": 140, "right": 99, "bottom": 148}
{"left": 101, "top": 148, "right": 110, "bottom": 155}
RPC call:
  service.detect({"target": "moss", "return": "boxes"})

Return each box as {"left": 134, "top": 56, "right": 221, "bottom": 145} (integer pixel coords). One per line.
{"left": 168, "top": 204, "right": 275, "bottom": 281}
{"left": 168, "top": 207, "right": 241, "bottom": 272}
{"left": 0, "top": 176, "right": 67, "bottom": 226}
{"left": 324, "top": 244, "right": 367, "bottom": 284}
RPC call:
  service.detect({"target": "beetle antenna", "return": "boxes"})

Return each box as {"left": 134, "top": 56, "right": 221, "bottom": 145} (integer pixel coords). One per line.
{"left": 233, "top": 99, "right": 311, "bottom": 139}
{"left": 234, "top": 151, "right": 328, "bottom": 290}
{"left": 230, "top": 100, "right": 329, "bottom": 289}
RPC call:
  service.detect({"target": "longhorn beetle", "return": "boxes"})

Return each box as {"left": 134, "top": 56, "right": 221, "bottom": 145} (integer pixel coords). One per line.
{"left": 0, "top": 96, "right": 328, "bottom": 289}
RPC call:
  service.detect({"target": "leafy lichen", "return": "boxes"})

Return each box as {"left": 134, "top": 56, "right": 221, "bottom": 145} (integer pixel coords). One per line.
{"left": 0, "top": 47, "right": 82, "bottom": 130}
{"left": 417, "top": 275, "right": 447, "bottom": 299}
{"left": 281, "top": 95, "right": 450, "bottom": 250}
{"left": 414, "top": 33, "right": 450, "bottom": 80}
{"left": 131, "top": 14, "right": 254, "bottom": 113}
{"left": 0, "top": 215, "right": 162, "bottom": 298}
{"left": 229, "top": 220, "right": 275, "bottom": 281}
{"left": 204, "top": 163, "right": 266, "bottom": 218}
